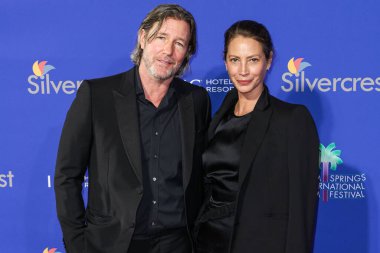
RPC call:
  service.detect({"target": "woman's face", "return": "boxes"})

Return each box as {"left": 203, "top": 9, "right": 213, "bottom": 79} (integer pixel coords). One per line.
{"left": 225, "top": 36, "right": 272, "bottom": 97}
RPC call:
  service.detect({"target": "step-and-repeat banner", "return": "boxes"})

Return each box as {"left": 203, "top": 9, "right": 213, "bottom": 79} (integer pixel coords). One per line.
{"left": 1, "top": 0, "right": 379, "bottom": 252}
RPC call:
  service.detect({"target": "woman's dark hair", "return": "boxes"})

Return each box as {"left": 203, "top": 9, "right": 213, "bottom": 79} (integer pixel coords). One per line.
{"left": 224, "top": 20, "right": 273, "bottom": 60}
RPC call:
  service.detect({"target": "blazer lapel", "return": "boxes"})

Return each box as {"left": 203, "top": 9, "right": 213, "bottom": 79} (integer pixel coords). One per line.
{"left": 113, "top": 68, "right": 143, "bottom": 184}
{"left": 239, "top": 106, "right": 272, "bottom": 185}
{"left": 177, "top": 85, "right": 195, "bottom": 190}
{"left": 208, "top": 90, "right": 238, "bottom": 141}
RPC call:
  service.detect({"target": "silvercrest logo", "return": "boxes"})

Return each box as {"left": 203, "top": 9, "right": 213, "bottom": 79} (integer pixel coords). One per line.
{"left": 281, "top": 57, "right": 380, "bottom": 92}
{"left": 27, "top": 60, "right": 82, "bottom": 95}
{"left": 0, "top": 171, "right": 14, "bottom": 188}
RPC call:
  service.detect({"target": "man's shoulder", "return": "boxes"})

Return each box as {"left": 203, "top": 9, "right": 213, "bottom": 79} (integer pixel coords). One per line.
{"left": 78, "top": 68, "right": 136, "bottom": 96}
{"left": 85, "top": 68, "right": 133, "bottom": 86}
{"left": 87, "top": 72, "right": 125, "bottom": 84}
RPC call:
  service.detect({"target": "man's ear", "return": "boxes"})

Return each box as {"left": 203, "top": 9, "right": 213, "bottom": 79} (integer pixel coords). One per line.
{"left": 138, "top": 29, "right": 146, "bottom": 50}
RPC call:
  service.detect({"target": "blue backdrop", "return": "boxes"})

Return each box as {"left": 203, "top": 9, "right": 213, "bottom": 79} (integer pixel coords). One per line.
{"left": 1, "top": 0, "right": 379, "bottom": 252}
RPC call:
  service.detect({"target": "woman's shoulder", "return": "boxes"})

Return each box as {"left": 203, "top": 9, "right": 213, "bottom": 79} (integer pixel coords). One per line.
{"left": 270, "top": 95, "right": 307, "bottom": 110}
{"left": 269, "top": 95, "right": 313, "bottom": 122}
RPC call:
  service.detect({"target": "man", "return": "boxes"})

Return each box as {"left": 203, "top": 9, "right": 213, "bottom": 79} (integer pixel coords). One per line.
{"left": 54, "top": 4, "right": 211, "bottom": 253}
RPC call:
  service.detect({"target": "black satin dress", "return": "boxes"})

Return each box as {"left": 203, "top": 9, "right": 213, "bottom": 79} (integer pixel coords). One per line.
{"left": 196, "top": 107, "right": 251, "bottom": 253}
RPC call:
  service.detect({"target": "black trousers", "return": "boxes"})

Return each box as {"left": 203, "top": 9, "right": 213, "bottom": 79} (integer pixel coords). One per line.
{"left": 128, "top": 228, "right": 192, "bottom": 253}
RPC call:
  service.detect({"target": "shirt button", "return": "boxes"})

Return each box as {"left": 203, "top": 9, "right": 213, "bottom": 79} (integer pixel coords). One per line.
{"left": 152, "top": 177, "right": 157, "bottom": 182}
{"left": 152, "top": 200, "right": 157, "bottom": 205}
{"left": 153, "top": 154, "right": 158, "bottom": 159}
{"left": 152, "top": 221, "right": 156, "bottom": 226}
{"left": 154, "top": 131, "right": 159, "bottom": 136}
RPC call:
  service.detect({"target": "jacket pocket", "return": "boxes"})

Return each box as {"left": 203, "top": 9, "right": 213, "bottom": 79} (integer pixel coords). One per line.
{"left": 86, "top": 208, "right": 113, "bottom": 225}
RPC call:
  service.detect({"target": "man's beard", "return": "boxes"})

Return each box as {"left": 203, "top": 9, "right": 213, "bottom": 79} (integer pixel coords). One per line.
{"left": 142, "top": 54, "right": 178, "bottom": 81}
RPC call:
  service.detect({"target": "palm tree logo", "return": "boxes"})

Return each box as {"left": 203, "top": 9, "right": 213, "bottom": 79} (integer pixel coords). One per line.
{"left": 319, "top": 143, "right": 343, "bottom": 202}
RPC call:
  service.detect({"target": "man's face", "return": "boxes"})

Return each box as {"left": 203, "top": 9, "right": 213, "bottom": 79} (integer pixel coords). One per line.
{"left": 139, "top": 18, "right": 190, "bottom": 81}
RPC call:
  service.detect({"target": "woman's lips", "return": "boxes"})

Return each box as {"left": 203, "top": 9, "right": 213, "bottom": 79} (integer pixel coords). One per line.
{"left": 237, "top": 80, "right": 252, "bottom": 85}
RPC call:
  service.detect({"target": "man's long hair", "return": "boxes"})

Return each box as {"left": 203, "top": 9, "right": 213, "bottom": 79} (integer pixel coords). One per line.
{"left": 130, "top": 4, "right": 197, "bottom": 77}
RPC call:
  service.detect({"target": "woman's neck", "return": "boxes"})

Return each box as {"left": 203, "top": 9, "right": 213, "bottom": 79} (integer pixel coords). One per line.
{"left": 234, "top": 85, "right": 264, "bottom": 116}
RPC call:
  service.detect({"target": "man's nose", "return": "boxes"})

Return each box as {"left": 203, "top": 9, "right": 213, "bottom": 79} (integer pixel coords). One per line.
{"left": 163, "top": 42, "right": 174, "bottom": 56}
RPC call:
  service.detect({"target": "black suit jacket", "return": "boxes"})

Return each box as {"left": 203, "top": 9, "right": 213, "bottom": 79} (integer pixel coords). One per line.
{"left": 54, "top": 67, "right": 211, "bottom": 253}
{"left": 197, "top": 87, "right": 319, "bottom": 253}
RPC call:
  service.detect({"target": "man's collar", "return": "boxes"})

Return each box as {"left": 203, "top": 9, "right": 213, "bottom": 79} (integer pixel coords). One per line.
{"left": 134, "top": 66, "right": 178, "bottom": 105}
{"left": 135, "top": 68, "right": 144, "bottom": 96}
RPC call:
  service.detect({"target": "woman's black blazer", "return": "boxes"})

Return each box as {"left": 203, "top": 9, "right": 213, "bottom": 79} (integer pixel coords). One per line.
{"left": 197, "top": 86, "right": 319, "bottom": 253}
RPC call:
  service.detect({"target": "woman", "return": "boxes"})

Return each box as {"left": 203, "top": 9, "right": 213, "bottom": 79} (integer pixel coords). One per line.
{"left": 195, "top": 20, "right": 319, "bottom": 253}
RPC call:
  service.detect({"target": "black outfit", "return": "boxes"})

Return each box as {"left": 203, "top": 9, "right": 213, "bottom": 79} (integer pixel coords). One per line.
{"left": 54, "top": 67, "right": 211, "bottom": 253}
{"left": 134, "top": 71, "right": 186, "bottom": 236}
{"left": 196, "top": 86, "right": 319, "bottom": 253}
{"left": 128, "top": 228, "right": 191, "bottom": 253}
{"left": 202, "top": 108, "right": 251, "bottom": 203}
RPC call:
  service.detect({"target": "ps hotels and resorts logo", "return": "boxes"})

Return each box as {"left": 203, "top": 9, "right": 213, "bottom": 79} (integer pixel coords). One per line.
{"left": 187, "top": 78, "right": 234, "bottom": 93}
{"left": 318, "top": 143, "right": 366, "bottom": 202}
{"left": 281, "top": 57, "right": 380, "bottom": 92}
{"left": 27, "top": 60, "right": 83, "bottom": 95}
{"left": 0, "top": 171, "right": 14, "bottom": 188}
{"left": 43, "top": 247, "right": 62, "bottom": 253}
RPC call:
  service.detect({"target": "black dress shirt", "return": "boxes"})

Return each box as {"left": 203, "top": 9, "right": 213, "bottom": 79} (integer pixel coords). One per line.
{"left": 133, "top": 71, "right": 186, "bottom": 237}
